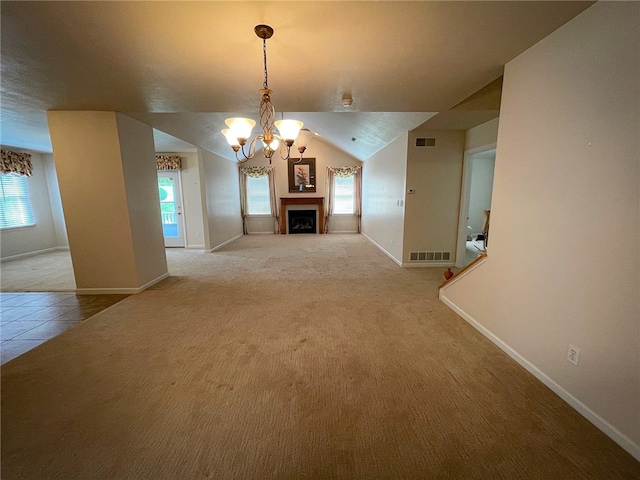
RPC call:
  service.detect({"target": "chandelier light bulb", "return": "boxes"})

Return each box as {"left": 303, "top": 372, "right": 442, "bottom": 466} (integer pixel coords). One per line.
{"left": 295, "top": 128, "right": 314, "bottom": 151}
{"left": 262, "top": 138, "right": 279, "bottom": 150}
{"left": 221, "top": 129, "right": 239, "bottom": 147}
{"left": 225, "top": 118, "right": 256, "bottom": 142}
{"left": 275, "top": 119, "right": 303, "bottom": 144}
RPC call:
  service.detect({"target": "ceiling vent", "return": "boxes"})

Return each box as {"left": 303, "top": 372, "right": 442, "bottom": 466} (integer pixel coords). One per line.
{"left": 416, "top": 138, "right": 436, "bottom": 147}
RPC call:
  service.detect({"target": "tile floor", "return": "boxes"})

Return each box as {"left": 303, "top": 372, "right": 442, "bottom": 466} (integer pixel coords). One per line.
{"left": 0, "top": 292, "right": 128, "bottom": 365}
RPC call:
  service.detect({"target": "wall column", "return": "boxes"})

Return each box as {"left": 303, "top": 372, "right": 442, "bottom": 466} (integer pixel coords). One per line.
{"left": 47, "top": 111, "right": 168, "bottom": 294}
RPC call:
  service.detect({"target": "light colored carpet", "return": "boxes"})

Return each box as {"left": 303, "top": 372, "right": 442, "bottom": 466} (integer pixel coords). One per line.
{"left": 0, "top": 249, "right": 76, "bottom": 291}
{"left": 1, "top": 234, "right": 638, "bottom": 479}
{"left": 0, "top": 248, "right": 200, "bottom": 292}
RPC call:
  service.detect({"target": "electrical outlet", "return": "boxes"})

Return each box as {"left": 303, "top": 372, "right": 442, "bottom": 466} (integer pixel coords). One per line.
{"left": 567, "top": 344, "right": 580, "bottom": 366}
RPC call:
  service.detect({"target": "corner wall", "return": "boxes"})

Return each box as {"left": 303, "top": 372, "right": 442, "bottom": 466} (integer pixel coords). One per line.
{"left": 42, "top": 153, "right": 68, "bottom": 247}
{"left": 48, "top": 111, "right": 168, "bottom": 292}
{"left": 116, "top": 114, "right": 168, "bottom": 288}
{"left": 199, "top": 149, "right": 243, "bottom": 250}
{"left": 361, "top": 133, "right": 408, "bottom": 264}
{"left": 441, "top": 2, "right": 640, "bottom": 458}
{"left": 403, "top": 130, "right": 465, "bottom": 265}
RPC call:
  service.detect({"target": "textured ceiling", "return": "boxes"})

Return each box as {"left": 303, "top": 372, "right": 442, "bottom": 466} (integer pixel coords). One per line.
{"left": 0, "top": 1, "right": 594, "bottom": 160}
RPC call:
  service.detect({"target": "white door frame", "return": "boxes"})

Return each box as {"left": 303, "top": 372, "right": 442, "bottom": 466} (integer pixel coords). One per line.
{"left": 158, "top": 170, "right": 186, "bottom": 247}
{"left": 455, "top": 143, "right": 496, "bottom": 267}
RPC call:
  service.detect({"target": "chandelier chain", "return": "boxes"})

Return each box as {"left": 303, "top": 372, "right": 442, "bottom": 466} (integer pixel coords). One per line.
{"left": 262, "top": 38, "right": 269, "bottom": 90}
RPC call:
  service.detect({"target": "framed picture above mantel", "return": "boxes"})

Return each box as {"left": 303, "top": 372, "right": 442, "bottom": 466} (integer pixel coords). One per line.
{"left": 288, "top": 158, "right": 316, "bottom": 193}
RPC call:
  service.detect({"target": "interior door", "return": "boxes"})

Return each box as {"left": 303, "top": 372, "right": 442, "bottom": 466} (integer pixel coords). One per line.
{"left": 157, "top": 171, "right": 185, "bottom": 247}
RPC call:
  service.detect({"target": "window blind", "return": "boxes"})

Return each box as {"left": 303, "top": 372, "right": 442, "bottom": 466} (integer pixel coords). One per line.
{"left": 0, "top": 173, "right": 36, "bottom": 229}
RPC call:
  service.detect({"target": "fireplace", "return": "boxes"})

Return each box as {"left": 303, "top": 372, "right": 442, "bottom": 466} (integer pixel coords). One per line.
{"left": 288, "top": 210, "right": 316, "bottom": 234}
{"left": 280, "top": 197, "right": 324, "bottom": 234}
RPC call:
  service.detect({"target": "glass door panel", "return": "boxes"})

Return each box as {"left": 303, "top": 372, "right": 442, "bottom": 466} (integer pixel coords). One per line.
{"left": 157, "top": 171, "right": 185, "bottom": 247}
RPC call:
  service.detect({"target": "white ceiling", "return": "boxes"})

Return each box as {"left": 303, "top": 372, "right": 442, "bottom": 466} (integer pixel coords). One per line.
{"left": 0, "top": 1, "right": 594, "bottom": 161}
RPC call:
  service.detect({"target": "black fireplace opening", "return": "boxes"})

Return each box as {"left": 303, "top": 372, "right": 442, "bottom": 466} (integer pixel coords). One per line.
{"left": 288, "top": 210, "right": 317, "bottom": 234}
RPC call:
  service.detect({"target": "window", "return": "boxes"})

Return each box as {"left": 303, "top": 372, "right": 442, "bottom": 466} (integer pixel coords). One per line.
{"left": 246, "top": 175, "right": 271, "bottom": 215}
{"left": 333, "top": 175, "right": 355, "bottom": 214}
{"left": 0, "top": 173, "right": 35, "bottom": 229}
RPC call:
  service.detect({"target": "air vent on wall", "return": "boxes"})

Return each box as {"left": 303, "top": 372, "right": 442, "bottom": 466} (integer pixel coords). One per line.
{"left": 416, "top": 138, "right": 436, "bottom": 147}
{"left": 409, "top": 251, "right": 451, "bottom": 262}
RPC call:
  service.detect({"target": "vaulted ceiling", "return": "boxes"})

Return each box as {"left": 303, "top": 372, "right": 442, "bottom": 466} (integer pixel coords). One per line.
{"left": 0, "top": 1, "right": 594, "bottom": 161}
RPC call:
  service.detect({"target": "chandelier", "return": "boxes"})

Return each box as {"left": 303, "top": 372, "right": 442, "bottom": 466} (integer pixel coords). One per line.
{"left": 222, "top": 25, "right": 313, "bottom": 164}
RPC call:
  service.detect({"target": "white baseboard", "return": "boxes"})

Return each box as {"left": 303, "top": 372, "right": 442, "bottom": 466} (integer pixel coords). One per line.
{"left": 439, "top": 292, "right": 640, "bottom": 462}
{"left": 247, "top": 231, "right": 274, "bottom": 235}
{"left": 75, "top": 272, "right": 169, "bottom": 295}
{"left": 361, "top": 233, "right": 402, "bottom": 267}
{"left": 208, "top": 233, "right": 244, "bottom": 252}
{"left": 401, "top": 261, "right": 454, "bottom": 268}
{"left": 186, "top": 244, "right": 205, "bottom": 249}
{"left": 327, "top": 230, "right": 358, "bottom": 234}
{"left": 1, "top": 246, "right": 69, "bottom": 263}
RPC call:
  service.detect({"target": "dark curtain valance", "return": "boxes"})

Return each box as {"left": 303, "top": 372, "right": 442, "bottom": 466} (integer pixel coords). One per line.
{"left": 1, "top": 149, "right": 33, "bottom": 176}
{"left": 155, "top": 155, "right": 182, "bottom": 170}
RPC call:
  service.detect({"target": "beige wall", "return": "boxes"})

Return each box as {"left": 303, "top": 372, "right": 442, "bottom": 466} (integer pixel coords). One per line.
{"left": 48, "top": 111, "right": 167, "bottom": 291}
{"left": 116, "top": 114, "right": 168, "bottom": 287}
{"left": 241, "top": 138, "right": 362, "bottom": 234}
{"left": 467, "top": 154, "right": 495, "bottom": 235}
{"left": 465, "top": 117, "right": 499, "bottom": 152}
{"left": 42, "top": 153, "right": 68, "bottom": 247}
{"left": 441, "top": 2, "right": 640, "bottom": 458}
{"left": 403, "top": 130, "right": 465, "bottom": 265}
{"left": 199, "top": 149, "right": 243, "bottom": 250}
{"left": 0, "top": 149, "right": 60, "bottom": 258}
{"left": 361, "top": 133, "right": 408, "bottom": 264}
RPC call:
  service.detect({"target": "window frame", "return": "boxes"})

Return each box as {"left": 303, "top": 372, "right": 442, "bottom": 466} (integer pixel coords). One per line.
{"left": 332, "top": 174, "right": 356, "bottom": 215}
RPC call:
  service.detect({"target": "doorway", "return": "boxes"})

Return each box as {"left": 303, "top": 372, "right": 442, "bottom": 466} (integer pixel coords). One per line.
{"left": 157, "top": 171, "right": 185, "bottom": 247}
{"left": 456, "top": 146, "right": 496, "bottom": 267}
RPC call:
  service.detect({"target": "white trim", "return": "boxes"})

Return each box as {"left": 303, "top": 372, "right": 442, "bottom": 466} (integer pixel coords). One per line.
{"left": 439, "top": 291, "right": 640, "bottom": 462}
{"left": 464, "top": 142, "right": 498, "bottom": 157}
{"left": 402, "top": 262, "right": 454, "bottom": 268}
{"left": 75, "top": 272, "right": 169, "bottom": 295}
{"left": 1, "top": 246, "right": 69, "bottom": 263}
{"left": 327, "top": 230, "right": 358, "bottom": 234}
{"left": 186, "top": 244, "right": 205, "bottom": 249}
{"left": 246, "top": 231, "right": 274, "bottom": 235}
{"left": 208, "top": 233, "right": 243, "bottom": 252}
{"left": 361, "top": 232, "right": 402, "bottom": 266}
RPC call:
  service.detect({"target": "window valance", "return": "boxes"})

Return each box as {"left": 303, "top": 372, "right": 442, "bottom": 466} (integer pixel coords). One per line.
{"left": 327, "top": 165, "right": 361, "bottom": 178}
{"left": 240, "top": 165, "right": 274, "bottom": 178}
{"left": 155, "top": 155, "right": 182, "bottom": 170}
{"left": 1, "top": 149, "right": 33, "bottom": 176}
